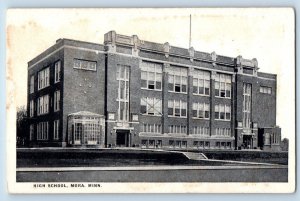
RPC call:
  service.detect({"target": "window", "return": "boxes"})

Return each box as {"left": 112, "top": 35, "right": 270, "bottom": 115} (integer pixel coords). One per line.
{"left": 141, "top": 140, "right": 148, "bottom": 147}
{"left": 140, "top": 123, "right": 162, "bottom": 134}
{"left": 54, "top": 90, "right": 60, "bottom": 112}
{"left": 175, "top": 141, "right": 181, "bottom": 148}
{"left": 215, "top": 104, "right": 231, "bottom": 120}
{"left": 141, "top": 97, "right": 162, "bottom": 115}
{"left": 193, "top": 70, "right": 210, "bottom": 95}
{"left": 38, "top": 67, "right": 50, "bottom": 90}
{"left": 168, "top": 125, "right": 187, "bottom": 134}
{"left": 117, "top": 65, "right": 130, "bottom": 122}
{"left": 260, "top": 86, "right": 272, "bottom": 94}
{"left": 73, "top": 59, "right": 97, "bottom": 71}
{"left": 168, "top": 66, "right": 188, "bottom": 93}
{"left": 53, "top": 120, "right": 59, "bottom": 140}
{"left": 37, "top": 94, "right": 49, "bottom": 115}
{"left": 215, "top": 73, "right": 231, "bottom": 98}
{"left": 149, "top": 140, "right": 155, "bottom": 148}
{"left": 30, "top": 75, "right": 34, "bottom": 93}
{"left": 141, "top": 61, "right": 162, "bottom": 90}
{"left": 243, "top": 83, "right": 252, "bottom": 130}
{"left": 54, "top": 61, "right": 61, "bottom": 83}
{"left": 30, "top": 100, "right": 34, "bottom": 117}
{"left": 37, "top": 122, "right": 48, "bottom": 140}
{"left": 169, "top": 140, "right": 175, "bottom": 147}
{"left": 205, "top": 141, "right": 210, "bottom": 148}
{"left": 168, "top": 100, "right": 187, "bottom": 117}
{"left": 192, "top": 102, "right": 210, "bottom": 119}
{"left": 214, "top": 128, "right": 231, "bottom": 137}
{"left": 264, "top": 133, "right": 270, "bottom": 145}
{"left": 192, "top": 126, "right": 210, "bottom": 136}
{"left": 156, "top": 140, "right": 162, "bottom": 148}
{"left": 29, "top": 124, "right": 34, "bottom": 140}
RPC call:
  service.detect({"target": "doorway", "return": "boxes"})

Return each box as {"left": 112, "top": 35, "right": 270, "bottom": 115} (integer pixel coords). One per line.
{"left": 116, "top": 130, "right": 130, "bottom": 147}
{"left": 242, "top": 135, "right": 253, "bottom": 149}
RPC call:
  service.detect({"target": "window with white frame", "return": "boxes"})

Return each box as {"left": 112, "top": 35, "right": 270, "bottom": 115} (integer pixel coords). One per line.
{"left": 260, "top": 86, "right": 272, "bottom": 94}
{"left": 30, "top": 100, "right": 34, "bottom": 117}
{"left": 168, "top": 100, "right": 187, "bottom": 117}
{"left": 215, "top": 73, "right": 231, "bottom": 98}
{"left": 37, "top": 121, "right": 48, "bottom": 140}
{"left": 53, "top": 120, "right": 59, "bottom": 140}
{"left": 215, "top": 104, "right": 231, "bottom": 120}
{"left": 73, "top": 59, "right": 97, "bottom": 71}
{"left": 37, "top": 94, "right": 49, "bottom": 115}
{"left": 38, "top": 67, "right": 50, "bottom": 90}
{"left": 54, "top": 61, "right": 61, "bottom": 83}
{"left": 140, "top": 97, "right": 162, "bottom": 115}
{"left": 243, "top": 83, "right": 252, "bottom": 130}
{"left": 54, "top": 90, "right": 60, "bottom": 112}
{"left": 168, "top": 125, "right": 187, "bottom": 134}
{"left": 29, "top": 124, "right": 34, "bottom": 140}
{"left": 214, "top": 128, "right": 231, "bottom": 137}
{"left": 30, "top": 75, "right": 34, "bottom": 93}
{"left": 117, "top": 65, "right": 130, "bottom": 122}
{"left": 192, "top": 102, "right": 210, "bottom": 119}
{"left": 140, "top": 123, "right": 162, "bottom": 134}
{"left": 193, "top": 70, "right": 210, "bottom": 95}
{"left": 168, "top": 66, "right": 188, "bottom": 93}
{"left": 141, "top": 61, "right": 162, "bottom": 90}
{"left": 192, "top": 126, "right": 210, "bottom": 136}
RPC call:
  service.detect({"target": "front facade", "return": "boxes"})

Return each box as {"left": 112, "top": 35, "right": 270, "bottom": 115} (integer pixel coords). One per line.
{"left": 27, "top": 31, "right": 281, "bottom": 150}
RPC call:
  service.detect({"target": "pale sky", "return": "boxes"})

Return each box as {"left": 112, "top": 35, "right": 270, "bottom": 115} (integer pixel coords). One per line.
{"left": 6, "top": 8, "right": 295, "bottom": 139}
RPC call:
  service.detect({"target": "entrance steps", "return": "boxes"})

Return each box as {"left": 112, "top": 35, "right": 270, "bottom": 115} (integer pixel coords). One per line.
{"left": 182, "top": 152, "right": 208, "bottom": 160}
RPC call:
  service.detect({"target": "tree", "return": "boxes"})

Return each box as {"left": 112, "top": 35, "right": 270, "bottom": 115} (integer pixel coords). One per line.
{"left": 280, "top": 138, "right": 289, "bottom": 152}
{"left": 16, "top": 106, "right": 28, "bottom": 147}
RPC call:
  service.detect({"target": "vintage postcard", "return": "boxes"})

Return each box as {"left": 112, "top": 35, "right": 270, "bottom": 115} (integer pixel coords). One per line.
{"left": 6, "top": 8, "right": 295, "bottom": 193}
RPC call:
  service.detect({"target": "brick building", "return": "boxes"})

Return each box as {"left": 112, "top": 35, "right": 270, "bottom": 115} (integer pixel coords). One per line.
{"left": 27, "top": 31, "right": 281, "bottom": 150}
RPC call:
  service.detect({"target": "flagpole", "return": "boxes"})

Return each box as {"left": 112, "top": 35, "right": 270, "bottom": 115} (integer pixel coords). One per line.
{"left": 189, "top": 14, "right": 192, "bottom": 48}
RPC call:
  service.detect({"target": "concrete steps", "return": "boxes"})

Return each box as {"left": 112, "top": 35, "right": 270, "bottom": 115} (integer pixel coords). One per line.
{"left": 182, "top": 152, "right": 208, "bottom": 160}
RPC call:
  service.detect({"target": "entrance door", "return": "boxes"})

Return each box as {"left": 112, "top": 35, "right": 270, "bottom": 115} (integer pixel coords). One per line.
{"left": 242, "top": 135, "right": 253, "bottom": 149}
{"left": 116, "top": 130, "right": 130, "bottom": 147}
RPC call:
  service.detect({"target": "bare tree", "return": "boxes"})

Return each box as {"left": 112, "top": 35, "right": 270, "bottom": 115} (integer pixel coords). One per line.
{"left": 16, "top": 106, "right": 28, "bottom": 147}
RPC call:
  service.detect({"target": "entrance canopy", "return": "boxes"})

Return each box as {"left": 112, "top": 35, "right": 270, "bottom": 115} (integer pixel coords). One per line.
{"left": 67, "top": 111, "right": 105, "bottom": 147}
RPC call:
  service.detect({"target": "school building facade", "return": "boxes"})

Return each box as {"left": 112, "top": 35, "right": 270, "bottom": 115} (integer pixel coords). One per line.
{"left": 27, "top": 31, "right": 282, "bottom": 151}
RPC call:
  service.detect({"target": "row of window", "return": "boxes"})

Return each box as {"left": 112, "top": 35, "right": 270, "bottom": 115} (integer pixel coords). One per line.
{"left": 215, "top": 104, "right": 231, "bottom": 120}
{"left": 194, "top": 141, "right": 232, "bottom": 148}
{"left": 30, "top": 61, "right": 61, "bottom": 93}
{"left": 140, "top": 123, "right": 162, "bottom": 134}
{"left": 73, "top": 122, "right": 102, "bottom": 144}
{"left": 30, "top": 120, "right": 60, "bottom": 141}
{"left": 214, "top": 128, "right": 231, "bottom": 137}
{"left": 192, "top": 126, "right": 210, "bottom": 135}
{"left": 264, "top": 133, "right": 280, "bottom": 145}
{"left": 141, "top": 140, "right": 232, "bottom": 149}
{"left": 168, "top": 125, "right": 187, "bottom": 134}
{"left": 140, "top": 97, "right": 231, "bottom": 120}
{"left": 140, "top": 61, "right": 232, "bottom": 98}
{"left": 29, "top": 91, "right": 60, "bottom": 117}
{"left": 260, "top": 86, "right": 272, "bottom": 94}
{"left": 140, "top": 125, "right": 229, "bottom": 136}
{"left": 73, "top": 59, "right": 97, "bottom": 71}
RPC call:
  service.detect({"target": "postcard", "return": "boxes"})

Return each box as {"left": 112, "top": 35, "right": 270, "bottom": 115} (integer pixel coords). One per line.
{"left": 6, "top": 8, "right": 295, "bottom": 193}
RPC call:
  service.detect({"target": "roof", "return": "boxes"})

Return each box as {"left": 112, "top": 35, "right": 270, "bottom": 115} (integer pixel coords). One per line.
{"left": 68, "top": 111, "right": 104, "bottom": 117}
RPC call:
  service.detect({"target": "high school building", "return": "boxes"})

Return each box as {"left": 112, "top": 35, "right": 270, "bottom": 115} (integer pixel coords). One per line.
{"left": 27, "top": 31, "right": 282, "bottom": 151}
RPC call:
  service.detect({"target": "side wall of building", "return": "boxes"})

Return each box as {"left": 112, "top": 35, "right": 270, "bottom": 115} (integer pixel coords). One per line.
{"left": 62, "top": 47, "right": 106, "bottom": 146}
{"left": 27, "top": 48, "right": 64, "bottom": 147}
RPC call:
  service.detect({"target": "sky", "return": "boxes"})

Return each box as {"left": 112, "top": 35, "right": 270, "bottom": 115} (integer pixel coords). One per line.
{"left": 6, "top": 8, "right": 295, "bottom": 139}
